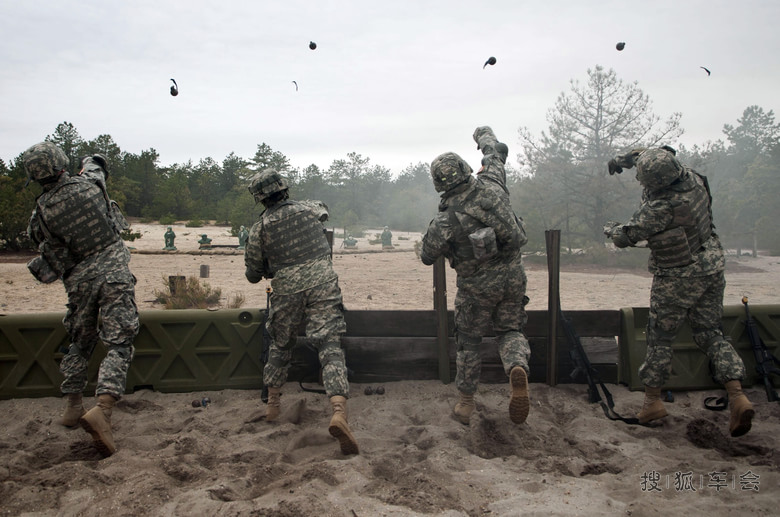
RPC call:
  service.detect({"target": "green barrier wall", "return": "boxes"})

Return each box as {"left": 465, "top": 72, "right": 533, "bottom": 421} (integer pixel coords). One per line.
{"left": 619, "top": 305, "right": 780, "bottom": 391}
{"left": 11, "top": 305, "right": 777, "bottom": 398}
{"left": 0, "top": 309, "right": 265, "bottom": 399}
{"left": 1, "top": 308, "right": 623, "bottom": 399}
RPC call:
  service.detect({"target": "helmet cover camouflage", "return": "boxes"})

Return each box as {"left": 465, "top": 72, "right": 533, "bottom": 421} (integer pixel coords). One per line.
{"left": 22, "top": 142, "right": 69, "bottom": 185}
{"left": 247, "top": 168, "right": 289, "bottom": 202}
{"left": 635, "top": 148, "right": 683, "bottom": 192}
{"left": 430, "top": 152, "right": 473, "bottom": 193}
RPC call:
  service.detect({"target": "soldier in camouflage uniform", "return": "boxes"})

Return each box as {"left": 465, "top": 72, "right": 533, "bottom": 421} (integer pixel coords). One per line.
{"left": 244, "top": 168, "right": 358, "bottom": 455}
{"left": 24, "top": 142, "right": 139, "bottom": 457}
{"left": 420, "top": 126, "right": 531, "bottom": 426}
{"left": 605, "top": 147, "right": 754, "bottom": 437}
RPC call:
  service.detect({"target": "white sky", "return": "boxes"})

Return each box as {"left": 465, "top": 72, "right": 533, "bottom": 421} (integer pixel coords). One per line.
{"left": 1, "top": 0, "right": 778, "bottom": 175}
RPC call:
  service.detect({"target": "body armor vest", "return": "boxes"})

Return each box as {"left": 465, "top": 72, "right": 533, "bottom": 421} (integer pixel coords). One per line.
{"left": 262, "top": 201, "right": 331, "bottom": 275}
{"left": 36, "top": 177, "right": 119, "bottom": 269}
{"left": 646, "top": 171, "right": 713, "bottom": 268}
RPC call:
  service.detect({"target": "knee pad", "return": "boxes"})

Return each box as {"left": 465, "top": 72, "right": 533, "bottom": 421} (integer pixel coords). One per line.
{"left": 106, "top": 344, "right": 134, "bottom": 362}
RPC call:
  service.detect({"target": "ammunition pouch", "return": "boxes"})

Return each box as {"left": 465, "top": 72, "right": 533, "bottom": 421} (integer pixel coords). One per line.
{"left": 468, "top": 226, "right": 498, "bottom": 263}
{"left": 109, "top": 200, "right": 130, "bottom": 233}
{"left": 27, "top": 255, "right": 60, "bottom": 284}
{"left": 40, "top": 241, "right": 73, "bottom": 278}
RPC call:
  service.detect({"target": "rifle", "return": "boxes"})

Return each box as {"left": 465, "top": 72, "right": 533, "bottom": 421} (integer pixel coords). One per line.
{"left": 260, "top": 286, "right": 272, "bottom": 403}
{"left": 743, "top": 296, "right": 780, "bottom": 403}
{"left": 559, "top": 301, "right": 641, "bottom": 424}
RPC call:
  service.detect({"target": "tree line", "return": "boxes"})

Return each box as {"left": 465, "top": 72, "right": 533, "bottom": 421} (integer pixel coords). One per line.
{"left": 2, "top": 65, "right": 779, "bottom": 256}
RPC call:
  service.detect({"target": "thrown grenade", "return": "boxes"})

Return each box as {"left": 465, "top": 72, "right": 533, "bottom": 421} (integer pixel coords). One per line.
{"left": 483, "top": 56, "right": 497, "bottom": 69}
{"left": 309, "top": 41, "right": 317, "bottom": 50}
{"left": 375, "top": 386, "right": 385, "bottom": 395}
{"left": 364, "top": 386, "right": 374, "bottom": 395}
{"left": 191, "top": 399, "right": 201, "bottom": 408}
{"left": 616, "top": 42, "right": 626, "bottom": 51}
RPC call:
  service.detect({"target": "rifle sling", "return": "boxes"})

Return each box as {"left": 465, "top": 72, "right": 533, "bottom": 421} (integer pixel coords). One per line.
{"left": 704, "top": 396, "right": 728, "bottom": 411}
{"left": 559, "top": 305, "right": 643, "bottom": 425}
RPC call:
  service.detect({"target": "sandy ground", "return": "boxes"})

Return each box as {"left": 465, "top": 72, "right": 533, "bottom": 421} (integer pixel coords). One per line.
{"left": 1, "top": 223, "right": 779, "bottom": 516}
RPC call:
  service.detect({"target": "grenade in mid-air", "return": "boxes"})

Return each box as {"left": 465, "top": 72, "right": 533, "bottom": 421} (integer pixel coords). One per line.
{"left": 309, "top": 41, "right": 317, "bottom": 50}
{"left": 483, "top": 56, "right": 497, "bottom": 68}
{"left": 616, "top": 42, "right": 626, "bottom": 51}
{"left": 170, "top": 78, "right": 179, "bottom": 96}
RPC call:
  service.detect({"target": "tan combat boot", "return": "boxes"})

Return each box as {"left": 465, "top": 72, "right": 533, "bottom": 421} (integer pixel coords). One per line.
{"left": 637, "top": 386, "right": 668, "bottom": 424}
{"left": 266, "top": 387, "right": 281, "bottom": 422}
{"left": 80, "top": 394, "right": 117, "bottom": 457}
{"left": 725, "top": 380, "right": 755, "bottom": 437}
{"left": 328, "top": 396, "right": 359, "bottom": 455}
{"left": 453, "top": 391, "right": 475, "bottom": 425}
{"left": 509, "top": 366, "right": 530, "bottom": 424}
{"left": 61, "top": 393, "right": 86, "bottom": 427}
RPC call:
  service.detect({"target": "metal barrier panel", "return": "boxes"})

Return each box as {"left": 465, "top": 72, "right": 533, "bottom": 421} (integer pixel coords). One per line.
{"left": 0, "top": 313, "right": 71, "bottom": 398}
{"left": 618, "top": 305, "right": 780, "bottom": 391}
{"left": 0, "top": 309, "right": 266, "bottom": 400}
{"left": 1, "top": 308, "right": 622, "bottom": 399}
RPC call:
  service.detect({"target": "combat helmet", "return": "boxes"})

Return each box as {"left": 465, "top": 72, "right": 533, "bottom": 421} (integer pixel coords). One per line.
{"left": 635, "top": 148, "right": 683, "bottom": 192}
{"left": 430, "top": 152, "right": 473, "bottom": 193}
{"left": 22, "top": 142, "right": 69, "bottom": 186}
{"left": 247, "top": 168, "right": 289, "bottom": 203}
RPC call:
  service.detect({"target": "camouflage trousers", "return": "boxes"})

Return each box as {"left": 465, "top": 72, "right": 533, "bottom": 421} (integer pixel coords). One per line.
{"left": 454, "top": 257, "right": 531, "bottom": 394}
{"left": 263, "top": 280, "right": 349, "bottom": 397}
{"left": 639, "top": 271, "right": 745, "bottom": 386}
{"left": 60, "top": 271, "right": 139, "bottom": 399}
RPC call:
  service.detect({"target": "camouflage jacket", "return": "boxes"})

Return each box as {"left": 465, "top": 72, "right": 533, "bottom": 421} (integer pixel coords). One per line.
{"left": 473, "top": 126, "right": 510, "bottom": 200}
{"left": 473, "top": 126, "right": 528, "bottom": 246}
{"left": 623, "top": 169, "right": 725, "bottom": 277}
{"left": 244, "top": 199, "right": 337, "bottom": 295}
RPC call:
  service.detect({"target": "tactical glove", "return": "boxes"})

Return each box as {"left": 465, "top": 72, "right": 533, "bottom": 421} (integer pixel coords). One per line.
{"left": 603, "top": 221, "right": 622, "bottom": 238}
{"left": 606, "top": 224, "right": 633, "bottom": 248}
{"left": 473, "top": 126, "right": 492, "bottom": 149}
{"left": 607, "top": 159, "right": 623, "bottom": 175}
{"left": 607, "top": 149, "right": 646, "bottom": 175}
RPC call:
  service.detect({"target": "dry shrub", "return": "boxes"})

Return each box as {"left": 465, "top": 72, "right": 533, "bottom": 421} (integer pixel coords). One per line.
{"left": 153, "top": 275, "right": 222, "bottom": 309}
{"left": 226, "top": 292, "right": 246, "bottom": 309}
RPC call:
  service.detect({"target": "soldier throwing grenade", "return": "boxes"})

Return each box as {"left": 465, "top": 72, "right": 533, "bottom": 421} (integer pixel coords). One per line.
{"left": 419, "top": 126, "right": 532, "bottom": 426}
{"left": 24, "top": 142, "right": 139, "bottom": 456}
{"left": 243, "top": 168, "right": 359, "bottom": 455}
{"left": 604, "top": 147, "right": 754, "bottom": 437}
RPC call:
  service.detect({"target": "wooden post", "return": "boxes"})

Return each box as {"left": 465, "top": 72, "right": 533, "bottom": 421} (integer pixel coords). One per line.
{"left": 168, "top": 275, "right": 186, "bottom": 295}
{"left": 433, "top": 256, "right": 450, "bottom": 384}
{"left": 545, "top": 230, "right": 561, "bottom": 386}
{"left": 325, "top": 229, "right": 334, "bottom": 257}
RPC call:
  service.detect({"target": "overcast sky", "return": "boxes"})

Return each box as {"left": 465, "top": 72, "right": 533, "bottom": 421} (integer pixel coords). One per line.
{"left": 1, "top": 0, "right": 778, "bottom": 175}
